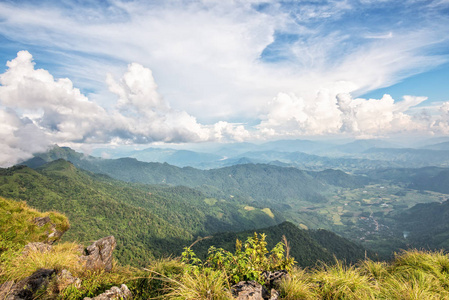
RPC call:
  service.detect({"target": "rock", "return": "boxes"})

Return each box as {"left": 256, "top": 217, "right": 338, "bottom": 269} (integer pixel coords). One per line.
{"left": 262, "top": 270, "right": 289, "bottom": 290}
{"left": 22, "top": 242, "right": 52, "bottom": 256}
{"left": 80, "top": 236, "right": 116, "bottom": 272}
{"left": 33, "top": 216, "right": 51, "bottom": 227}
{"left": 3, "top": 268, "right": 56, "bottom": 300}
{"left": 83, "top": 284, "right": 132, "bottom": 300}
{"left": 269, "top": 289, "right": 279, "bottom": 300}
{"left": 231, "top": 280, "right": 267, "bottom": 300}
{"left": 55, "top": 269, "right": 81, "bottom": 291}
{"left": 33, "top": 216, "right": 65, "bottom": 244}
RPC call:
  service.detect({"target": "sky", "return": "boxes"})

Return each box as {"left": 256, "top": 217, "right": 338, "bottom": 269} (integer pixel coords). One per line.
{"left": 1, "top": 0, "right": 449, "bottom": 166}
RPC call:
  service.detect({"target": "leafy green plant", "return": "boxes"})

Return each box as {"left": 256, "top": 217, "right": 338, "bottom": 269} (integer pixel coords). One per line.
{"left": 181, "top": 233, "right": 295, "bottom": 285}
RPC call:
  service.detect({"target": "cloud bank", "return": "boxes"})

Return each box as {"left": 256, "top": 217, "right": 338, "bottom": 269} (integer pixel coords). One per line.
{"left": 0, "top": 51, "right": 252, "bottom": 166}
{"left": 1, "top": 51, "right": 449, "bottom": 166}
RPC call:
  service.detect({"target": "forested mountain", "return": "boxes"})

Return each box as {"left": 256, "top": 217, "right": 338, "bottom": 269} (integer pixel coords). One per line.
{"left": 190, "top": 221, "right": 371, "bottom": 268}
{"left": 393, "top": 199, "right": 449, "bottom": 250}
{"left": 361, "top": 148, "right": 449, "bottom": 167}
{"left": 22, "top": 146, "right": 373, "bottom": 206}
{"left": 0, "top": 160, "right": 281, "bottom": 266}
{"left": 366, "top": 166, "right": 449, "bottom": 194}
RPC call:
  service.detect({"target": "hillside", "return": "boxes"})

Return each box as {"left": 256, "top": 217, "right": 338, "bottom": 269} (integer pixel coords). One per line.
{"left": 366, "top": 166, "right": 449, "bottom": 194}
{"left": 0, "top": 160, "right": 281, "bottom": 266}
{"left": 3, "top": 197, "right": 449, "bottom": 299}
{"left": 22, "top": 146, "right": 375, "bottom": 205}
{"left": 393, "top": 199, "right": 449, "bottom": 250}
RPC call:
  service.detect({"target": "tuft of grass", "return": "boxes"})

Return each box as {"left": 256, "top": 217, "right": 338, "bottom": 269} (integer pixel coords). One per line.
{"left": 359, "top": 259, "right": 389, "bottom": 280}
{"left": 1, "top": 242, "right": 82, "bottom": 282}
{"left": 0, "top": 197, "right": 69, "bottom": 246}
{"left": 278, "top": 267, "right": 318, "bottom": 300}
{"left": 165, "top": 268, "right": 233, "bottom": 300}
{"left": 312, "top": 260, "right": 379, "bottom": 299}
{"left": 130, "top": 258, "right": 185, "bottom": 299}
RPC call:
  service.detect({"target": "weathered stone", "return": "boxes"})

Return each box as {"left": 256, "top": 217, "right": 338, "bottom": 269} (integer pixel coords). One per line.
{"left": 269, "top": 289, "right": 279, "bottom": 300}
{"left": 32, "top": 216, "right": 65, "bottom": 244}
{"left": 4, "top": 268, "right": 56, "bottom": 300}
{"left": 56, "top": 269, "right": 81, "bottom": 291}
{"left": 231, "top": 280, "right": 267, "bottom": 300}
{"left": 83, "top": 284, "right": 132, "bottom": 300}
{"left": 80, "top": 236, "right": 116, "bottom": 272}
{"left": 262, "top": 270, "right": 289, "bottom": 290}
{"left": 22, "top": 242, "right": 52, "bottom": 256}
{"left": 33, "top": 216, "right": 51, "bottom": 227}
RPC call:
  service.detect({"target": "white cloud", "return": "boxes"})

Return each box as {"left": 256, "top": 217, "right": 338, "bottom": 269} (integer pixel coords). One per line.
{"left": 0, "top": 51, "right": 250, "bottom": 166}
{"left": 257, "top": 91, "right": 437, "bottom": 138}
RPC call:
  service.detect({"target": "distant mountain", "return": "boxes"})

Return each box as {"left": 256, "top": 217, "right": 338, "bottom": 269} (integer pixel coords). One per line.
{"left": 0, "top": 160, "right": 281, "bottom": 266}
{"left": 191, "top": 221, "right": 372, "bottom": 267}
{"left": 234, "top": 150, "right": 397, "bottom": 172}
{"left": 327, "top": 139, "right": 401, "bottom": 154}
{"left": 22, "top": 146, "right": 372, "bottom": 206}
{"left": 258, "top": 139, "right": 334, "bottom": 154}
{"left": 422, "top": 141, "right": 449, "bottom": 151}
{"left": 394, "top": 199, "right": 449, "bottom": 250}
{"left": 124, "top": 147, "right": 223, "bottom": 168}
{"left": 366, "top": 166, "right": 449, "bottom": 194}
{"left": 361, "top": 148, "right": 449, "bottom": 167}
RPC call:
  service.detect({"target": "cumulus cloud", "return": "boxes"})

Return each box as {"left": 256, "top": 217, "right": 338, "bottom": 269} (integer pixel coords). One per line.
{"left": 256, "top": 90, "right": 440, "bottom": 138}
{"left": 0, "top": 51, "right": 250, "bottom": 166}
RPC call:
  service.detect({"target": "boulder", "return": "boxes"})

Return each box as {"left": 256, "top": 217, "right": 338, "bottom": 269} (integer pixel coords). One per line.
{"left": 231, "top": 280, "right": 267, "bottom": 300}
{"left": 83, "top": 284, "right": 132, "bottom": 300}
{"left": 22, "top": 242, "right": 52, "bottom": 256}
{"left": 1, "top": 268, "right": 56, "bottom": 300}
{"left": 55, "top": 269, "right": 82, "bottom": 291}
{"left": 33, "top": 216, "right": 65, "bottom": 244}
{"left": 80, "top": 236, "right": 116, "bottom": 272}
{"left": 262, "top": 270, "right": 289, "bottom": 290}
{"left": 269, "top": 289, "right": 279, "bottom": 300}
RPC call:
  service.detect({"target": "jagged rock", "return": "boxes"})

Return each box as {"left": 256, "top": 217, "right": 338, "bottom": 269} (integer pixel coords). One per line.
{"left": 56, "top": 269, "right": 81, "bottom": 291}
{"left": 80, "top": 236, "right": 116, "bottom": 272}
{"left": 22, "top": 242, "right": 52, "bottom": 256}
{"left": 33, "top": 216, "right": 51, "bottom": 227}
{"left": 33, "top": 216, "right": 65, "bottom": 244}
{"left": 231, "top": 280, "right": 267, "bottom": 300}
{"left": 83, "top": 284, "right": 132, "bottom": 300}
{"left": 262, "top": 270, "right": 289, "bottom": 290}
{"left": 3, "top": 268, "right": 56, "bottom": 300}
{"left": 269, "top": 289, "right": 279, "bottom": 300}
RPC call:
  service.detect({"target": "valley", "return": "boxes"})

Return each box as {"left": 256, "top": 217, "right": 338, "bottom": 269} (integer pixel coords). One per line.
{"left": 4, "top": 139, "right": 449, "bottom": 265}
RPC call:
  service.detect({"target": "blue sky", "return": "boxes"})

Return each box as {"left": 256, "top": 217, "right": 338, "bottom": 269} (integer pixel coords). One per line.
{"left": 1, "top": 0, "right": 449, "bottom": 165}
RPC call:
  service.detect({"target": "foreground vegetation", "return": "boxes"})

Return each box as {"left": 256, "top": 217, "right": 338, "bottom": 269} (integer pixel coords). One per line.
{"left": 2, "top": 197, "right": 449, "bottom": 299}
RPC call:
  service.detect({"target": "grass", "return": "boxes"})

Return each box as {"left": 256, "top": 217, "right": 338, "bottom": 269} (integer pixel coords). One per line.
{"left": 0, "top": 196, "right": 70, "bottom": 246}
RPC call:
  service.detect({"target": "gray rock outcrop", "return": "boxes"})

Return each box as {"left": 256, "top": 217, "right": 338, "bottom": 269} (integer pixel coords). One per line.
{"left": 22, "top": 242, "right": 52, "bottom": 256}
{"left": 80, "top": 236, "right": 116, "bottom": 272}
{"left": 83, "top": 284, "right": 132, "bottom": 300}
{"left": 0, "top": 268, "right": 56, "bottom": 300}
{"left": 231, "top": 280, "right": 267, "bottom": 300}
{"left": 33, "top": 216, "right": 65, "bottom": 244}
